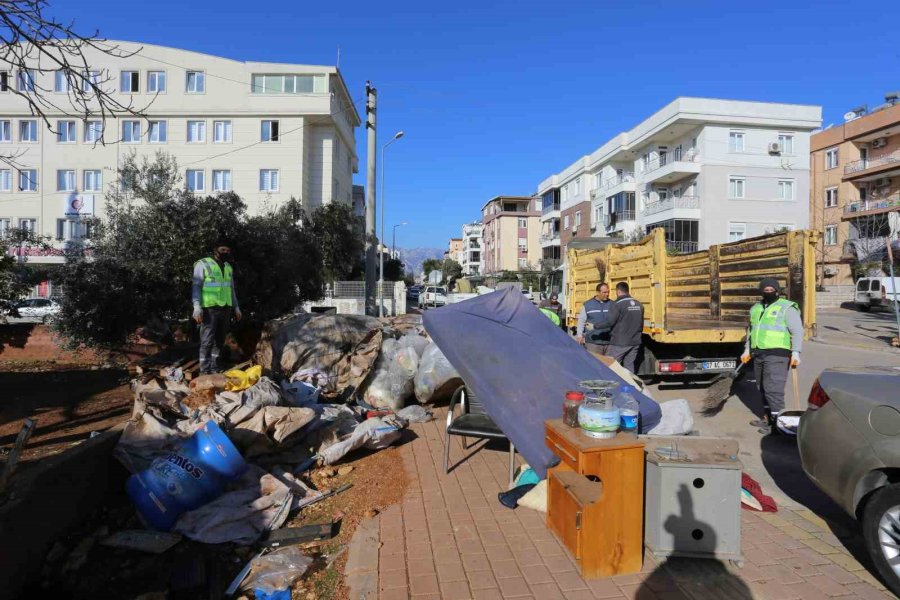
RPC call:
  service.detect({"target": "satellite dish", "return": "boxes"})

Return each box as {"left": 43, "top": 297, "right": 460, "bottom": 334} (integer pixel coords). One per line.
{"left": 844, "top": 111, "right": 860, "bottom": 122}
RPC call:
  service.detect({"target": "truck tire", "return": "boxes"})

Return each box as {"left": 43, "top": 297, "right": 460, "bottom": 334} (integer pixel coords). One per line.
{"left": 862, "top": 483, "right": 900, "bottom": 597}
{"left": 858, "top": 303, "right": 870, "bottom": 312}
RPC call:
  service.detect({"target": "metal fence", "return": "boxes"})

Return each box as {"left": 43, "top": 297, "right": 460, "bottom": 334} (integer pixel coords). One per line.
{"left": 331, "top": 281, "right": 396, "bottom": 299}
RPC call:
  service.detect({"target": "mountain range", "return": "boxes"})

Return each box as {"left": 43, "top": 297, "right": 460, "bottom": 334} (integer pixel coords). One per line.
{"left": 396, "top": 247, "right": 444, "bottom": 275}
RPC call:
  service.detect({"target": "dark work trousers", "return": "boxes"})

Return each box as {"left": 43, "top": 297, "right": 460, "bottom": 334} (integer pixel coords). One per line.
{"left": 752, "top": 353, "right": 790, "bottom": 418}
{"left": 199, "top": 306, "right": 232, "bottom": 373}
{"left": 608, "top": 345, "right": 640, "bottom": 374}
{"left": 585, "top": 342, "right": 610, "bottom": 356}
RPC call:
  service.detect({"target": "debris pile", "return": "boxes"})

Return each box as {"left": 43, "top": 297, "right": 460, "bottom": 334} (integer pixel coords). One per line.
{"left": 96, "top": 313, "right": 449, "bottom": 598}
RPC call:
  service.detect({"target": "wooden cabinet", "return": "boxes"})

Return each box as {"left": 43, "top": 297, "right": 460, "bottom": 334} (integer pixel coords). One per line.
{"left": 545, "top": 420, "right": 645, "bottom": 579}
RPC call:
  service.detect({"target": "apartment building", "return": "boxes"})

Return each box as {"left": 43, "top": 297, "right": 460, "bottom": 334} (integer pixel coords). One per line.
{"left": 539, "top": 187, "right": 562, "bottom": 266}
{"left": 810, "top": 96, "right": 900, "bottom": 286}
{"left": 446, "top": 238, "right": 464, "bottom": 265}
{"left": 0, "top": 41, "right": 360, "bottom": 266}
{"left": 480, "top": 195, "right": 541, "bottom": 274}
{"left": 460, "top": 222, "right": 483, "bottom": 275}
{"left": 536, "top": 98, "right": 821, "bottom": 256}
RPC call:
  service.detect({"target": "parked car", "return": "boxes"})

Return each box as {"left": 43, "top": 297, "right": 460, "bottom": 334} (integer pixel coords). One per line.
{"left": 15, "top": 298, "right": 60, "bottom": 322}
{"left": 799, "top": 366, "right": 900, "bottom": 595}
{"left": 855, "top": 277, "right": 900, "bottom": 312}
{"left": 406, "top": 286, "right": 421, "bottom": 302}
{"left": 418, "top": 286, "right": 447, "bottom": 309}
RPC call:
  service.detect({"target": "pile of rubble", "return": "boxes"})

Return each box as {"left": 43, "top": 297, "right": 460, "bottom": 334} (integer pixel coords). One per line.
{"left": 107, "top": 312, "right": 458, "bottom": 598}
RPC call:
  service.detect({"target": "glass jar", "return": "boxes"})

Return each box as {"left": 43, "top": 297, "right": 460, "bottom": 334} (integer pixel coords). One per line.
{"left": 563, "top": 391, "right": 584, "bottom": 427}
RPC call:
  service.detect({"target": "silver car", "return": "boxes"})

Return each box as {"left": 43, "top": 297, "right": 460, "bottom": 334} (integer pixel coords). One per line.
{"left": 799, "top": 366, "right": 900, "bottom": 596}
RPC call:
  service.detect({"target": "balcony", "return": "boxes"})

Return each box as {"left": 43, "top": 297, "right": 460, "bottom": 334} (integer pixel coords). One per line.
{"left": 843, "top": 150, "right": 900, "bottom": 181}
{"left": 643, "top": 195, "right": 702, "bottom": 225}
{"left": 842, "top": 195, "right": 900, "bottom": 220}
{"left": 591, "top": 172, "right": 636, "bottom": 200}
{"left": 666, "top": 240, "right": 699, "bottom": 254}
{"left": 541, "top": 202, "right": 561, "bottom": 216}
{"left": 642, "top": 151, "right": 701, "bottom": 184}
{"left": 540, "top": 233, "right": 561, "bottom": 247}
{"left": 604, "top": 210, "right": 636, "bottom": 231}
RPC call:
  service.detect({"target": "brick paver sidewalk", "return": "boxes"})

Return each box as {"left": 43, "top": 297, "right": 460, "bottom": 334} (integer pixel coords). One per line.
{"left": 345, "top": 406, "right": 896, "bottom": 599}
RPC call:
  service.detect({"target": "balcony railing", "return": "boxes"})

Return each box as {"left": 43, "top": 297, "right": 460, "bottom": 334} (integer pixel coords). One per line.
{"left": 843, "top": 195, "right": 900, "bottom": 216}
{"left": 844, "top": 150, "right": 900, "bottom": 176}
{"left": 603, "top": 172, "right": 635, "bottom": 190}
{"left": 644, "top": 150, "right": 698, "bottom": 174}
{"left": 643, "top": 195, "right": 700, "bottom": 216}
{"left": 666, "top": 240, "right": 699, "bottom": 254}
{"left": 604, "top": 210, "right": 636, "bottom": 228}
{"left": 541, "top": 202, "right": 561, "bottom": 214}
{"left": 540, "top": 234, "right": 560, "bottom": 244}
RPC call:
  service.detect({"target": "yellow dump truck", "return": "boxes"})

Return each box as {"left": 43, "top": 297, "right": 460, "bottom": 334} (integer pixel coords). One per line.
{"left": 566, "top": 228, "right": 819, "bottom": 378}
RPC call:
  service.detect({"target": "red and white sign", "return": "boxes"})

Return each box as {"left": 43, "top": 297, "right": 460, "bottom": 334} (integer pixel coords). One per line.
{"left": 64, "top": 194, "right": 95, "bottom": 218}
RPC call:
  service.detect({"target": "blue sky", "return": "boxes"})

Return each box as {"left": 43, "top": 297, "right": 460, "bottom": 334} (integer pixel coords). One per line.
{"left": 55, "top": 0, "right": 900, "bottom": 249}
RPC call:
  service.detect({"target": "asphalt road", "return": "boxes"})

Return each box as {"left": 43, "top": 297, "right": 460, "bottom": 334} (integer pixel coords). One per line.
{"left": 647, "top": 306, "right": 900, "bottom": 542}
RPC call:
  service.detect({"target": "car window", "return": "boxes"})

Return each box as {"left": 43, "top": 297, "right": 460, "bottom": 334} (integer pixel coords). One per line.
{"left": 436, "top": 288, "right": 447, "bottom": 294}
{"left": 37, "top": 299, "right": 50, "bottom": 307}
{"left": 872, "top": 280, "right": 881, "bottom": 291}
{"left": 857, "top": 280, "right": 869, "bottom": 291}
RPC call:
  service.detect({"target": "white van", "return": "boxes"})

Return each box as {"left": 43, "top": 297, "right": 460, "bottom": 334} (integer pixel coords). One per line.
{"left": 855, "top": 277, "right": 900, "bottom": 312}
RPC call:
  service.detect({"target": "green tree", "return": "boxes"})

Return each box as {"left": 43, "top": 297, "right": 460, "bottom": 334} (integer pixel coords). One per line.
{"left": 383, "top": 257, "right": 405, "bottom": 281}
{"left": 53, "top": 152, "right": 324, "bottom": 348}
{"left": 442, "top": 258, "right": 463, "bottom": 280}
{"left": 306, "top": 202, "right": 365, "bottom": 282}
{"left": 422, "top": 258, "right": 442, "bottom": 280}
{"left": 0, "top": 227, "right": 51, "bottom": 317}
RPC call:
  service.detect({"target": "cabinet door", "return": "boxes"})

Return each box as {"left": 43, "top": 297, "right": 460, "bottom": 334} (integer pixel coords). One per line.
{"left": 548, "top": 471, "right": 583, "bottom": 559}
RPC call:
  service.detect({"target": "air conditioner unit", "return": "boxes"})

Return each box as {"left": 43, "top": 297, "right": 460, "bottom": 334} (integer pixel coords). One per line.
{"left": 824, "top": 266, "right": 838, "bottom": 276}
{"left": 768, "top": 142, "right": 782, "bottom": 154}
{"left": 872, "top": 138, "right": 888, "bottom": 148}
{"left": 874, "top": 178, "right": 892, "bottom": 188}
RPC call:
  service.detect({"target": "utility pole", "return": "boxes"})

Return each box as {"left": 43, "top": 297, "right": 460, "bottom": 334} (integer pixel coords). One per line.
{"left": 364, "top": 82, "right": 377, "bottom": 316}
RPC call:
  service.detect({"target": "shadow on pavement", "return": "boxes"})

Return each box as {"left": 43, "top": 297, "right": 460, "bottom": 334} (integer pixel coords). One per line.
{"left": 638, "top": 483, "right": 752, "bottom": 599}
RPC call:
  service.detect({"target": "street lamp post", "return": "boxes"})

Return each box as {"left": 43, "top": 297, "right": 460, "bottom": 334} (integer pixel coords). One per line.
{"left": 392, "top": 221, "right": 408, "bottom": 259}
{"left": 379, "top": 130, "right": 404, "bottom": 317}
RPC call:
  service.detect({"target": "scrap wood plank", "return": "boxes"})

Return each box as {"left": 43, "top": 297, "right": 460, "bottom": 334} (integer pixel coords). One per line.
{"left": 260, "top": 520, "right": 338, "bottom": 548}
{"left": 0, "top": 419, "right": 36, "bottom": 492}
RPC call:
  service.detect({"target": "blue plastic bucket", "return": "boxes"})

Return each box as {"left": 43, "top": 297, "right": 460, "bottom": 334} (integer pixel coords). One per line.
{"left": 126, "top": 420, "right": 247, "bottom": 531}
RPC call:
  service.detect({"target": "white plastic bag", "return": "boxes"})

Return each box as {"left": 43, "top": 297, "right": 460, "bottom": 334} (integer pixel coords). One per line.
{"left": 414, "top": 342, "right": 461, "bottom": 404}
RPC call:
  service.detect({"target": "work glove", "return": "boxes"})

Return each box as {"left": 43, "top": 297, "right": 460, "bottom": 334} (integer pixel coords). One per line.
{"left": 192, "top": 307, "right": 202, "bottom": 324}
{"left": 740, "top": 352, "right": 751, "bottom": 364}
{"left": 234, "top": 308, "right": 242, "bottom": 321}
{"left": 790, "top": 351, "right": 801, "bottom": 368}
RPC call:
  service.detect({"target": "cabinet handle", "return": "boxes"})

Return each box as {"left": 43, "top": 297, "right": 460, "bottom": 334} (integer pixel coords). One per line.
{"left": 575, "top": 511, "right": 582, "bottom": 530}
{"left": 553, "top": 442, "right": 577, "bottom": 464}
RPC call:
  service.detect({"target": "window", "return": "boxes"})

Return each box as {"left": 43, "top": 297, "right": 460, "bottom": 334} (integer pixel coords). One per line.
{"left": 563, "top": 215, "right": 570, "bottom": 230}
{"left": 0, "top": 120, "right": 9, "bottom": 143}
{"left": 122, "top": 120, "right": 141, "bottom": 143}
{"left": 185, "top": 169, "right": 205, "bottom": 192}
{"left": 187, "top": 120, "right": 206, "bottom": 143}
{"left": 561, "top": 184, "right": 568, "bottom": 202}
{"left": 872, "top": 280, "right": 881, "bottom": 291}
{"left": 259, "top": 169, "right": 279, "bottom": 192}
{"left": 17, "top": 70, "right": 35, "bottom": 92}
{"left": 83, "top": 170, "right": 102, "bottom": 192}
{"left": 778, "top": 133, "right": 794, "bottom": 155}
{"left": 212, "top": 169, "right": 232, "bottom": 192}
{"left": 728, "top": 177, "right": 745, "bottom": 199}
{"left": 575, "top": 211, "right": 582, "bottom": 227}
{"left": 0, "top": 218, "right": 9, "bottom": 235}
{"left": 0, "top": 72, "right": 8, "bottom": 92}
{"left": 57, "top": 120, "right": 76, "bottom": 143}
{"left": 19, "top": 169, "right": 37, "bottom": 192}
{"left": 120, "top": 70, "right": 139, "bottom": 92}
{"left": 261, "top": 120, "right": 279, "bottom": 142}
{"left": 148, "top": 120, "right": 167, "bottom": 143}
{"left": 825, "top": 187, "right": 838, "bottom": 208}
{"left": 573, "top": 177, "right": 581, "bottom": 196}
{"left": 857, "top": 280, "right": 868, "bottom": 292}
{"left": 147, "top": 71, "right": 166, "bottom": 93}
{"left": 54, "top": 70, "right": 73, "bottom": 92}
{"left": 19, "top": 120, "right": 37, "bottom": 142}
{"left": 56, "top": 169, "right": 75, "bottom": 192}
{"left": 518, "top": 258, "right": 528, "bottom": 269}
{"left": 251, "top": 74, "right": 320, "bottom": 94}
{"left": 19, "top": 218, "right": 36, "bottom": 232}
{"left": 825, "top": 148, "right": 839, "bottom": 170}
{"left": 213, "top": 120, "right": 232, "bottom": 143}
{"left": 518, "top": 217, "right": 527, "bottom": 228}
{"left": 777, "top": 179, "right": 794, "bottom": 201}
{"left": 84, "top": 120, "right": 103, "bottom": 143}
{"left": 641, "top": 152, "right": 650, "bottom": 172}
{"left": 185, "top": 71, "right": 205, "bottom": 93}
{"left": 728, "top": 223, "right": 746, "bottom": 242}
{"left": 56, "top": 219, "right": 92, "bottom": 241}
{"left": 729, "top": 131, "right": 745, "bottom": 152}
{"left": 0, "top": 169, "right": 11, "bottom": 192}
{"left": 82, "top": 70, "right": 100, "bottom": 92}
{"left": 824, "top": 225, "right": 837, "bottom": 246}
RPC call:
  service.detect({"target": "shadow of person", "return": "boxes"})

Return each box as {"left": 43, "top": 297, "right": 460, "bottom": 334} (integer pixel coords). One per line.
{"left": 638, "top": 483, "right": 753, "bottom": 599}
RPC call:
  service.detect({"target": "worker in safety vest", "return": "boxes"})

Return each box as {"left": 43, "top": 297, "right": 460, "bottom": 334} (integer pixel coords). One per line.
{"left": 192, "top": 240, "right": 242, "bottom": 374}
{"left": 741, "top": 277, "right": 802, "bottom": 434}
{"left": 576, "top": 282, "right": 613, "bottom": 355}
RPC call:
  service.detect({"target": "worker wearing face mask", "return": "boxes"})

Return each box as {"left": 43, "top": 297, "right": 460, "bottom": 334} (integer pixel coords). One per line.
{"left": 192, "top": 239, "right": 242, "bottom": 374}
{"left": 741, "top": 277, "right": 803, "bottom": 434}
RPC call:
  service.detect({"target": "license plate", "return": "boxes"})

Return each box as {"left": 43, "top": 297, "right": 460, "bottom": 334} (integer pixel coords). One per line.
{"left": 703, "top": 361, "right": 736, "bottom": 370}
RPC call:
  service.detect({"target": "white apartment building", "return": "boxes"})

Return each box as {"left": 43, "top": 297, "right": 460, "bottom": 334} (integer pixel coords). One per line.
{"left": 0, "top": 41, "right": 360, "bottom": 265}
{"left": 537, "top": 98, "right": 822, "bottom": 254}
{"left": 460, "top": 222, "right": 483, "bottom": 275}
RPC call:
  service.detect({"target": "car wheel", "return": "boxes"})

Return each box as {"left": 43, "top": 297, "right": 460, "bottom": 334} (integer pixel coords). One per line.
{"left": 862, "top": 483, "right": 900, "bottom": 596}
{"left": 858, "top": 303, "right": 871, "bottom": 312}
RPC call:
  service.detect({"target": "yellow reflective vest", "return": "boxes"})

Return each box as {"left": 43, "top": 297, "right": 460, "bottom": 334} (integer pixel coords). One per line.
{"left": 198, "top": 257, "right": 234, "bottom": 308}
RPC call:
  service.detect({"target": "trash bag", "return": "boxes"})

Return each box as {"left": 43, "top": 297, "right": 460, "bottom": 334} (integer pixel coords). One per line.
{"left": 241, "top": 546, "right": 313, "bottom": 597}
{"left": 646, "top": 399, "right": 694, "bottom": 435}
{"left": 359, "top": 338, "right": 418, "bottom": 411}
{"left": 241, "top": 377, "right": 285, "bottom": 410}
{"left": 319, "top": 416, "right": 407, "bottom": 465}
{"left": 414, "top": 342, "right": 462, "bottom": 404}
{"left": 396, "top": 404, "right": 433, "bottom": 423}
{"left": 224, "top": 365, "right": 262, "bottom": 392}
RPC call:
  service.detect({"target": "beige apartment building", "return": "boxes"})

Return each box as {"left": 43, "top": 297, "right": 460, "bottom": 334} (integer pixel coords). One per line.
{"left": 810, "top": 96, "right": 900, "bottom": 286}
{"left": 480, "top": 196, "right": 541, "bottom": 274}
{"left": 446, "top": 238, "right": 464, "bottom": 264}
{"left": 0, "top": 41, "right": 359, "bottom": 269}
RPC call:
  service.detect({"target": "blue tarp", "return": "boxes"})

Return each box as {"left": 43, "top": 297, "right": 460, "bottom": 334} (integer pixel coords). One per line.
{"left": 423, "top": 287, "right": 661, "bottom": 479}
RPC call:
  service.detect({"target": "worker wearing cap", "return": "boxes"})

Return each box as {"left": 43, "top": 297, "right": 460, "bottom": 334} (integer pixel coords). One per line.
{"left": 539, "top": 292, "right": 564, "bottom": 329}
{"left": 741, "top": 277, "right": 803, "bottom": 434}
{"left": 192, "top": 240, "right": 242, "bottom": 374}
